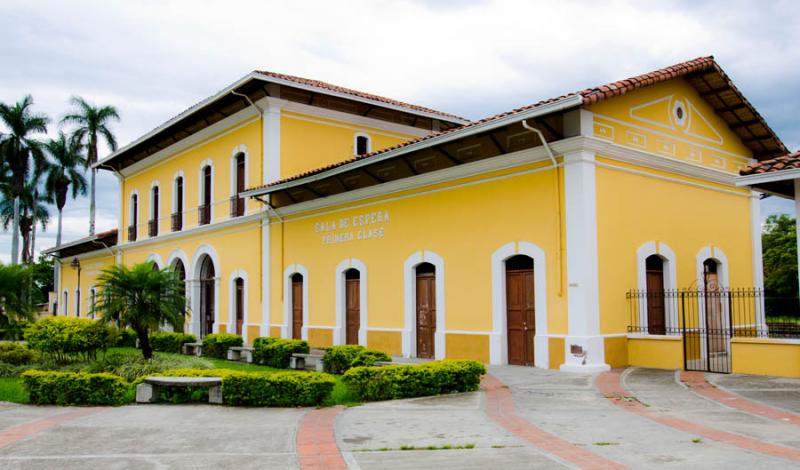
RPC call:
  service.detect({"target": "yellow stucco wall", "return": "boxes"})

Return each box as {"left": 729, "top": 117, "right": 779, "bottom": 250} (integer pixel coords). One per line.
{"left": 280, "top": 112, "right": 415, "bottom": 180}
{"left": 269, "top": 161, "right": 568, "bottom": 362}
{"left": 604, "top": 336, "right": 628, "bottom": 368}
{"left": 731, "top": 338, "right": 800, "bottom": 377}
{"left": 57, "top": 253, "right": 116, "bottom": 318}
{"left": 627, "top": 336, "right": 683, "bottom": 369}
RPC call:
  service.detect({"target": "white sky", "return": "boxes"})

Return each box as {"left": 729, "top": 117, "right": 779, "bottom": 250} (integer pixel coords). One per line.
{"left": 1, "top": 0, "right": 799, "bottom": 263}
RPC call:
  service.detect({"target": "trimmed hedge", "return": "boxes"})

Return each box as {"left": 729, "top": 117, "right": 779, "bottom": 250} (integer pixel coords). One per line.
{"left": 201, "top": 333, "right": 243, "bottom": 359}
{"left": 157, "top": 368, "right": 335, "bottom": 406}
{"left": 323, "top": 345, "right": 391, "bottom": 374}
{"left": 24, "top": 318, "right": 117, "bottom": 362}
{"left": 0, "top": 342, "right": 38, "bottom": 365}
{"left": 342, "top": 360, "right": 486, "bottom": 401}
{"left": 22, "top": 370, "right": 130, "bottom": 405}
{"left": 252, "top": 337, "right": 309, "bottom": 368}
{"left": 150, "top": 332, "right": 197, "bottom": 353}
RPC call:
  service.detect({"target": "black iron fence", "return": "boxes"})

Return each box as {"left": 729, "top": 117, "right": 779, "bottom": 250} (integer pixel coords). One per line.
{"left": 627, "top": 288, "right": 800, "bottom": 373}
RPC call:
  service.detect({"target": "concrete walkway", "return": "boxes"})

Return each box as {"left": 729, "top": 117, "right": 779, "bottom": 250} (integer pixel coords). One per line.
{"left": 0, "top": 367, "right": 796, "bottom": 469}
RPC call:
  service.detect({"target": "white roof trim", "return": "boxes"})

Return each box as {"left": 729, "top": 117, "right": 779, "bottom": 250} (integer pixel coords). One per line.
{"left": 242, "top": 95, "right": 584, "bottom": 197}
{"left": 95, "top": 72, "right": 468, "bottom": 169}
{"left": 735, "top": 168, "right": 800, "bottom": 187}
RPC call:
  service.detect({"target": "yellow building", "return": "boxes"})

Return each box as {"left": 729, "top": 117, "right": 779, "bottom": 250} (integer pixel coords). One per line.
{"left": 47, "top": 56, "right": 789, "bottom": 373}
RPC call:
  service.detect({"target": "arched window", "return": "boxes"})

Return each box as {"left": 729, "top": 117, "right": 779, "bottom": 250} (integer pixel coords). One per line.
{"left": 234, "top": 277, "right": 244, "bottom": 335}
{"left": 172, "top": 176, "right": 184, "bottom": 232}
{"left": 344, "top": 268, "right": 361, "bottom": 345}
{"left": 89, "top": 288, "right": 97, "bottom": 320}
{"left": 199, "top": 165, "right": 212, "bottom": 225}
{"left": 231, "top": 152, "right": 245, "bottom": 218}
{"left": 62, "top": 290, "right": 69, "bottom": 316}
{"left": 645, "top": 255, "right": 666, "bottom": 335}
{"left": 355, "top": 133, "right": 371, "bottom": 156}
{"left": 149, "top": 184, "right": 159, "bottom": 237}
{"left": 75, "top": 288, "right": 81, "bottom": 318}
{"left": 504, "top": 255, "right": 535, "bottom": 366}
{"left": 129, "top": 193, "right": 138, "bottom": 242}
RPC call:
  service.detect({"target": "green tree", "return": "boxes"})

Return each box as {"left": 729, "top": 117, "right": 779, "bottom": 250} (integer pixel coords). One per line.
{"left": 762, "top": 213, "right": 798, "bottom": 315}
{"left": 95, "top": 262, "right": 187, "bottom": 359}
{"left": 30, "top": 254, "right": 54, "bottom": 304}
{"left": 43, "top": 131, "right": 87, "bottom": 247}
{"left": 60, "top": 97, "right": 119, "bottom": 237}
{"left": 0, "top": 96, "right": 49, "bottom": 264}
{"left": 0, "top": 180, "right": 50, "bottom": 264}
{"left": 0, "top": 263, "right": 35, "bottom": 322}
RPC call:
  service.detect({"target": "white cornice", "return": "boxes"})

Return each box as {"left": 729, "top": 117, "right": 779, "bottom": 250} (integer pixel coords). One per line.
{"left": 264, "top": 136, "right": 745, "bottom": 218}
{"left": 118, "top": 212, "right": 263, "bottom": 251}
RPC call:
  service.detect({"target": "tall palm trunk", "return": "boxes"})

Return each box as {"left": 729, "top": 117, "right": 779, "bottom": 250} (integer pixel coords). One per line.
{"left": 29, "top": 189, "right": 37, "bottom": 263}
{"left": 56, "top": 208, "right": 63, "bottom": 247}
{"left": 89, "top": 168, "right": 96, "bottom": 236}
{"left": 11, "top": 197, "right": 20, "bottom": 265}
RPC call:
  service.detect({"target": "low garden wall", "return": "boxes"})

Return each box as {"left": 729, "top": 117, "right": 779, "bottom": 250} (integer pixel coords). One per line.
{"left": 731, "top": 337, "right": 800, "bottom": 377}
{"left": 626, "top": 334, "right": 683, "bottom": 370}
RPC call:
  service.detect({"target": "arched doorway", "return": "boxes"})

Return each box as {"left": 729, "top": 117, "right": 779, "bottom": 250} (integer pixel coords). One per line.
{"left": 291, "top": 273, "right": 304, "bottom": 340}
{"left": 703, "top": 259, "right": 725, "bottom": 355}
{"left": 234, "top": 277, "right": 244, "bottom": 335}
{"left": 344, "top": 269, "right": 360, "bottom": 345}
{"left": 645, "top": 255, "right": 666, "bottom": 335}
{"left": 505, "top": 255, "right": 534, "bottom": 366}
{"left": 199, "top": 255, "right": 216, "bottom": 337}
{"left": 415, "top": 262, "right": 436, "bottom": 359}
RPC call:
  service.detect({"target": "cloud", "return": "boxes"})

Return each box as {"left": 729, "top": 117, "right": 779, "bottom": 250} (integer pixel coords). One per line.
{"left": 1, "top": 0, "right": 799, "bottom": 261}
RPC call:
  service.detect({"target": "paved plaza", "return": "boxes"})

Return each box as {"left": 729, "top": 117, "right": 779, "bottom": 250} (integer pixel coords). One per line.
{"left": 0, "top": 367, "right": 798, "bottom": 469}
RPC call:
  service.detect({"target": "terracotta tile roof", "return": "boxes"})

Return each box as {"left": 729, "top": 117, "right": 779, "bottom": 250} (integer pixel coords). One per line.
{"left": 44, "top": 229, "right": 118, "bottom": 258}
{"left": 254, "top": 70, "right": 469, "bottom": 123}
{"left": 740, "top": 151, "right": 800, "bottom": 175}
{"left": 250, "top": 55, "right": 782, "bottom": 193}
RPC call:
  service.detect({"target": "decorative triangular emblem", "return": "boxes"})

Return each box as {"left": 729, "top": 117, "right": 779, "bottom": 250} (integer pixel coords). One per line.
{"left": 629, "top": 96, "right": 675, "bottom": 130}
{"left": 685, "top": 100, "right": 723, "bottom": 144}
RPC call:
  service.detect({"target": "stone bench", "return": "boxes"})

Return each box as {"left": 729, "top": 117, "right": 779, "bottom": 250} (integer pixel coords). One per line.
{"left": 182, "top": 342, "right": 202, "bottom": 356}
{"left": 290, "top": 353, "right": 325, "bottom": 372}
{"left": 136, "top": 376, "right": 223, "bottom": 404}
{"left": 227, "top": 346, "right": 254, "bottom": 363}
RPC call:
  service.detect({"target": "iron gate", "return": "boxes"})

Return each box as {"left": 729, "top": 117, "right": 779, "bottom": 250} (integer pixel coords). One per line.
{"left": 627, "top": 288, "right": 771, "bottom": 374}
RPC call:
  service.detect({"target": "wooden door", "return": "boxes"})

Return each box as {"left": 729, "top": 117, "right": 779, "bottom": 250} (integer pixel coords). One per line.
{"left": 201, "top": 280, "right": 215, "bottom": 337}
{"left": 292, "top": 278, "right": 303, "bottom": 340}
{"left": 416, "top": 273, "right": 436, "bottom": 359}
{"left": 345, "top": 278, "right": 360, "bottom": 345}
{"left": 704, "top": 271, "right": 725, "bottom": 353}
{"left": 506, "top": 269, "right": 535, "bottom": 365}
{"left": 646, "top": 269, "right": 666, "bottom": 335}
{"left": 235, "top": 279, "right": 244, "bottom": 335}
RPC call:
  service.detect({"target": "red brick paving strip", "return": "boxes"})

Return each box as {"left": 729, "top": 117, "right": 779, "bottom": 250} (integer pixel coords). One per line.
{"left": 680, "top": 371, "right": 800, "bottom": 426}
{"left": 597, "top": 370, "right": 800, "bottom": 462}
{"left": 0, "top": 407, "right": 104, "bottom": 449}
{"left": 296, "top": 406, "right": 348, "bottom": 470}
{"left": 482, "top": 374, "right": 627, "bottom": 470}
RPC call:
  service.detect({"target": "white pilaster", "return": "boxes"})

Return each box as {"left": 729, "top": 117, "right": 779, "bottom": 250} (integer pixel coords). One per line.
{"left": 750, "top": 191, "right": 766, "bottom": 333}
{"left": 561, "top": 150, "right": 610, "bottom": 373}
{"left": 261, "top": 98, "right": 288, "bottom": 185}
{"left": 261, "top": 216, "right": 271, "bottom": 338}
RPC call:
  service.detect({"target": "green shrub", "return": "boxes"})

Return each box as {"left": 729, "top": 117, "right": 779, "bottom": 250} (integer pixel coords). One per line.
{"left": 115, "top": 328, "right": 138, "bottom": 348}
{"left": 87, "top": 351, "right": 213, "bottom": 382}
{"left": 24, "top": 318, "right": 117, "bottom": 362}
{"left": 0, "top": 321, "right": 31, "bottom": 341}
{"left": 252, "top": 337, "right": 309, "bottom": 368}
{"left": 342, "top": 360, "right": 486, "bottom": 401}
{"left": 150, "top": 332, "right": 197, "bottom": 353}
{"left": 0, "top": 362, "right": 30, "bottom": 377}
{"left": 22, "top": 370, "right": 130, "bottom": 405}
{"left": 0, "top": 342, "right": 39, "bottom": 365}
{"left": 201, "top": 333, "right": 243, "bottom": 359}
{"left": 157, "top": 368, "right": 334, "bottom": 406}
{"left": 323, "top": 345, "right": 391, "bottom": 374}
{"left": 224, "top": 371, "right": 335, "bottom": 406}
{"left": 351, "top": 349, "right": 391, "bottom": 368}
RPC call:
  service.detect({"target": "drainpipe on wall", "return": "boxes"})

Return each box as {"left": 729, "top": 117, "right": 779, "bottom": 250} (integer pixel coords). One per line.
{"left": 521, "top": 120, "right": 564, "bottom": 297}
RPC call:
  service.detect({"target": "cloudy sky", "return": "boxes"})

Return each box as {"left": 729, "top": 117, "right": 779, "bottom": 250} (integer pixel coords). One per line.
{"left": 1, "top": 0, "right": 799, "bottom": 263}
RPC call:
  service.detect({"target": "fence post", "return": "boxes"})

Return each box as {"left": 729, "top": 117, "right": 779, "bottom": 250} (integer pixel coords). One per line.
{"left": 681, "top": 290, "right": 687, "bottom": 371}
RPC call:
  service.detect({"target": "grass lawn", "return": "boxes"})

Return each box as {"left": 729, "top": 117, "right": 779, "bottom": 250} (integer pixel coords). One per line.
{"left": 0, "top": 346, "right": 358, "bottom": 406}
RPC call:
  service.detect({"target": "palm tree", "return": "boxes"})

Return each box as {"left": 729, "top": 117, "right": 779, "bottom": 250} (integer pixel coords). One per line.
{"left": 0, "top": 181, "right": 50, "bottom": 264}
{"left": 0, "top": 96, "right": 49, "bottom": 264}
{"left": 43, "top": 132, "right": 87, "bottom": 247}
{"left": 60, "top": 97, "right": 119, "bottom": 237}
{"left": 95, "top": 262, "right": 187, "bottom": 359}
{"left": 0, "top": 262, "right": 35, "bottom": 322}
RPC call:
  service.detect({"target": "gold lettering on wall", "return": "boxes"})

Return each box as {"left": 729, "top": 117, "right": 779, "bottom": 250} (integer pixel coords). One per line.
{"left": 314, "top": 210, "right": 390, "bottom": 245}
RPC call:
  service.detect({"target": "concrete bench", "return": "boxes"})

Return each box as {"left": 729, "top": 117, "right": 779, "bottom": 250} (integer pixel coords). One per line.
{"left": 136, "top": 376, "right": 223, "bottom": 404}
{"left": 182, "top": 342, "right": 202, "bottom": 356}
{"left": 290, "top": 353, "right": 325, "bottom": 372}
{"left": 227, "top": 346, "right": 254, "bottom": 363}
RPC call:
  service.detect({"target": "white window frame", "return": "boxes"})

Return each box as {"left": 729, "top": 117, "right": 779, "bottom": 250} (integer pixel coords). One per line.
{"left": 334, "top": 258, "right": 368, "bottom": 346}
{"left": 228, "top": 270, "right": 249, "bottom": 342}
{"left": 172, "top": 171, "right": 185, "bottom": 220}
{"left": 230, "top": 145, "right": 249, "bottom": 215}
{"left": 354, "top": 133, "right": 372, "bottom": 156}
{"left": 402, "top": 250, "right": 445, "bottom": 359}
{"left": 635, "top": 241, "right": 679, "bottom": 335}
{"left": 198, "top": 159, "right": 215, "bottom": 224}
{"left": 282, "top": 264, "right": 309, "bottom": 341}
